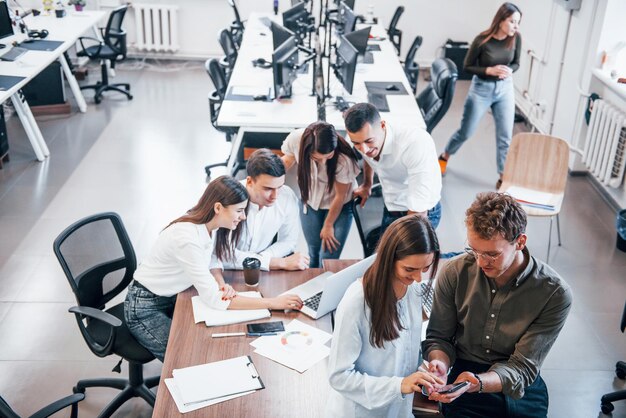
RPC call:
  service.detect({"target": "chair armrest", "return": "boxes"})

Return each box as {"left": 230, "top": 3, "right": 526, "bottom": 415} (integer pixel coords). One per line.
{"left": 29, "top": 393, "right": 84, "bottom": 418}
{"left": 68, "top": 306, "right": 121, "bottom": 357}
{"left": 77, "top": 36, "right": 103, "bottom": 58}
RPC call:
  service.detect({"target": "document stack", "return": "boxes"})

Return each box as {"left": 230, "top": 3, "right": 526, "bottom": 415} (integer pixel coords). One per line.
{"left": 191, "top": 291, "right": 270, "bottom": 326}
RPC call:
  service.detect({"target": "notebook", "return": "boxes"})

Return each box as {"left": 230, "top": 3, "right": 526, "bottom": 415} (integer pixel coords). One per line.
{"left": 191, "top": 291, "right": 270, "bottom": 326}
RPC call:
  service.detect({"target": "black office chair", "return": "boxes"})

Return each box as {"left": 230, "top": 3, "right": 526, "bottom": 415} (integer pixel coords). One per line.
{"left": 204, "top": 59, "right": 241, "bottom": 178}
{"left": 227, "top": 0, "right": 245, "bottom": 48}
{"left": 0, "top": 393, "right": 84, "bottom": 418}
{"left": 77, "top": 5, "right": 132, "bottom": 104}
{"left": 600, "top": 300, "right": 626, "bottom": 414}
{"left": 387, "top": 6, "right": 404, "bottom": 55}
{"left": 352, "top": 184, "right": 384, "bottom": 257}
{"left": 53, "top": 212, "right": 159, "bottom": 418}
{"left": 404, "top": 35, "right": 423, "bottom": 94}
{"left": 218, "top": 28, "right": 239, "bottom": 81}
{"left": 416, "top": 58, "right": 458, "bottom": 134}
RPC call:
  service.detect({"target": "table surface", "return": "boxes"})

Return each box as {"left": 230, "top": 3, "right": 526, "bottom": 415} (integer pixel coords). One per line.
{"left": 153, "top": 259, "right": 355, "bottom": 417}
{"left": 217, "top": 13, "right": 425, "bottom": 131}
{"left": 0, "top": 11, "right": 106, "bottom": 102}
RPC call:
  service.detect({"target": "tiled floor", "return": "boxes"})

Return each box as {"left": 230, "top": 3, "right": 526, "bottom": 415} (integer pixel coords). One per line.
{"left": 0, "top": 63, "right": 625, "bottom": 418}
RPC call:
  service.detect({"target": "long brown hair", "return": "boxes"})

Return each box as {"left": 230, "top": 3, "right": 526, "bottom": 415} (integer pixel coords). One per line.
{"left": 479, "top": 2, "right": 521, "bottom": 49}
{"left": 297, "top": 121, "right": 359, "bottom": 205}
{"left": 167, "top": 175, "right": 248, "bottom": 261}
{"left": 363, "top": 216, "right": 440, "bottom": 348}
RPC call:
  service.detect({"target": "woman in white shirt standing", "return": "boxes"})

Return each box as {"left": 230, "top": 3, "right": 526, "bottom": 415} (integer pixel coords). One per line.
{"left": 281, "top": 121, "right": 360, "bottom": 268}
{"left": 124, "top": 175, "right": 302, "bottom": 361}
{"left": 326, "top": 215, "right": 445, "bottom": 418}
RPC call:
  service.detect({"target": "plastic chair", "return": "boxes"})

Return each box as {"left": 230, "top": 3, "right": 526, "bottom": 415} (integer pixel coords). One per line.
{"left": 600, "top": 300, "right": 626, "bottom": 414}
{"left": 386, "top": 6, "right": 404, "bottom": 55}
{"left": 498, "top": 133, "right": 570, "bottom": 263}
{"left": 77, "top": 5, "right": 132, "bottom": 104}
{"left": 404, "top": 35, "right": 423, "bottom": 94}
{"left": 416, "top": 58, "right": 458, "bottom": 133}
{"left": 352, "top": 184, "right": 384, "bottom": 257}
{"left": 53, "top": 212, "right": 159, "bottom": 418}
{"left": 0, "top": 393, "right": 84, "bottom": 418}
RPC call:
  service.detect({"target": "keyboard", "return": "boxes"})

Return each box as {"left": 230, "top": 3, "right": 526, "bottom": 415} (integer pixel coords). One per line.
{"left": 303, "top": 291, "right": 323, "bottom": 311}
{"left": 0, "top": 47, "right": 27, "bottom": 62}
{"left": 420, "top": 281, "right": 434, "bottom": 317}
{"left": 367, "top": 93, "right": 389, "bottom": 112}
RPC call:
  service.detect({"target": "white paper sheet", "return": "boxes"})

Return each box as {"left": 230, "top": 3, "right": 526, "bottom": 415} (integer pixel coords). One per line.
{"left": 164, "top": 378, "right": 254, "bottom": 413}
{"left": 504, "top": 186, "right": 558, "bottom": 207}
{"left": 191, "top": 291, "right": 270, "bottom": 326}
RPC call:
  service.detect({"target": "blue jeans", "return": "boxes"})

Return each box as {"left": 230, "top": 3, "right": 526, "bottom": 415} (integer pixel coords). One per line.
{"left": 445, "top": 75, "right": 515, "bottom": 174}
{"left": 124, "top": 281, "right": 176, "bottom": 362}
{"left": 442, "top": 358, "right": 548, "bottom": 418}
{"left": 300, "top": 202, "right": 353, "bottom": 268}
{"left": 381, "top": 201, "right": 442, "bottom": 236}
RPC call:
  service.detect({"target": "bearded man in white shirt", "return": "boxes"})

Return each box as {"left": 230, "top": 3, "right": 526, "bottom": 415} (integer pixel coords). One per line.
{"left": 345, "top": 103, "right": 442, "bottom": 234}
{"left": 221, "top": 148, "right": 310, "bottom": 271}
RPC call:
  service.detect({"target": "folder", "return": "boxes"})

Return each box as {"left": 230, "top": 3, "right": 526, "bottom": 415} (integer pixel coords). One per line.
{"left": 172, "top": 355, "right": 264, "bottom": 405}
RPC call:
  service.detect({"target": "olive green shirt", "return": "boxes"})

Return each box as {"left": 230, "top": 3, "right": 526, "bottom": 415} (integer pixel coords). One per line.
{"left": 422, "top": 248, "right": 572, "bottom": 399}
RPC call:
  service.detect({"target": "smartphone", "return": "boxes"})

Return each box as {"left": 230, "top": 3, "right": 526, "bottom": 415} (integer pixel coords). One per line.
{"left": 438, "top": 381, "right": 470, "bottom": 394}
{"left": 246, "top": 321, "right": 285, "bottom": 336}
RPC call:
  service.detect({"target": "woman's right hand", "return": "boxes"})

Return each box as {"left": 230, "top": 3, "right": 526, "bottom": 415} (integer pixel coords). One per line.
{"left": 485, "top": 65, "right": 512, "bottom": 79}
{"left": 268, "top": 294, "right": 303, "bottom": 310}
{"left": 401, "top": 371, "right": 445, "bottom": 395}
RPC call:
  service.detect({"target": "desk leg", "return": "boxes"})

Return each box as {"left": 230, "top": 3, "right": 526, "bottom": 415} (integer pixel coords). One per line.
{"left": 226, "top": 129, "right": 244, "bottom": 173}
{"left": 60, "top": 54, "right": 87, "bottom": 113}
{"left": 11, "top": 92, "right": 47, "bottom": 161}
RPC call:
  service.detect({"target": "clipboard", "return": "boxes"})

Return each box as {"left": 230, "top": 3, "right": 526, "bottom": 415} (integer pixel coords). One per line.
{"left": 172, "top": 355, "right": 264, "bottom": 405}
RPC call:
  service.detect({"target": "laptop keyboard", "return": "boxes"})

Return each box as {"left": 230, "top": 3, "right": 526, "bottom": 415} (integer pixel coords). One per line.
{"left": 421, "top": 281, "right": 434, "bottom": 317}
{"left": 1, "top": 47, "right": 27, "bottom": 62}
{"left": 303, "top": 291, "right": 323, "bottom": 311}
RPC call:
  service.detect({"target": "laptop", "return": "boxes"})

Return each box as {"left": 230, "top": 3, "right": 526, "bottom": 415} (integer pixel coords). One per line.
{"left": 284, "top": 254, "right": 376, "bottom": 319}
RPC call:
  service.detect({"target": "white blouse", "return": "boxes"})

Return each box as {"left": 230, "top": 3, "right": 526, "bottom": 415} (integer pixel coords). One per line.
{"left": 282, "top": 128, "right": 360, "bottom": 211}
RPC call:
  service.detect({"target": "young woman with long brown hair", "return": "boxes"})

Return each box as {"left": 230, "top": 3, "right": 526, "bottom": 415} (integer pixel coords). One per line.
{"left": 124, "top": 175, "right": 302, "bottom": 361}
{"left": 281, "top": 121, "right": 360, "bottom": 268}
{"left": 325, "top": 216, "right": 445, "bottom": 417}
{"left": 438, "top": 3, "right": 522, "bottom": 190}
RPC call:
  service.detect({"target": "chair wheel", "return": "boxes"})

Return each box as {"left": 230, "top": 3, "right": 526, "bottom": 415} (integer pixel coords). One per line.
{"left": 128, "top": 94, "right": 133, "bottom": 100}
{"left": 205, "top": 168, "right": 211, "bottom": 177}
{"left": 601, "top": 402, "right": 614, "bottom": 414}
{"left": 95, "top": 97, "right": 102, "bottom": 104}
{"left": 617, "top": 368, "right": 626, "bottom": 379}
{"left": 73, "top": 386, "right": 85, "bottom": 394}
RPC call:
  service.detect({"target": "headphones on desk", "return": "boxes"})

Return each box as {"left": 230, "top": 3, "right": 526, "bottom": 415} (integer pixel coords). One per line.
{"left": 27, "top": 29, "right": 49, "bottom": 39}
{"left": 252, "top": 57, "right": 272, "bottom": 69}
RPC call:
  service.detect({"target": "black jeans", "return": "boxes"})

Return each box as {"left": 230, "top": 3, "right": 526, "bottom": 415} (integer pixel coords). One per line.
{"left": 442, "top": 358, "right": 548, "bottom": 418}
{"left": 381, "top": 201, "right": 442, "bottom": 235}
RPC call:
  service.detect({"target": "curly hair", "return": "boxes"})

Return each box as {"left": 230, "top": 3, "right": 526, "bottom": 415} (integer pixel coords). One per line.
{"left": 465, "top": 192, "right": 526, "bottom": 242}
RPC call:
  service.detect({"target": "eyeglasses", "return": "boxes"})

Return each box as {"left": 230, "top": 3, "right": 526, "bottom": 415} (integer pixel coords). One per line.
{"left": 463, "top": 247, "right": 504, "bottom": 263}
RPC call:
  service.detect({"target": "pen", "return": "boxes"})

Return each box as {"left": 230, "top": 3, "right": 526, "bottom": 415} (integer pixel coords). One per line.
{"left": 246, "top": 332, "right": 278, "bottom": 336}
{"left": 211, "top": 332, "right": 246, "bottom": 338}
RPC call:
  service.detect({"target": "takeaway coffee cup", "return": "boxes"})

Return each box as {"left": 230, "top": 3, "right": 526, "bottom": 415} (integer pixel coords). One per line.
{"left": 243, "top": 257, "right": 261, "bottom": 286}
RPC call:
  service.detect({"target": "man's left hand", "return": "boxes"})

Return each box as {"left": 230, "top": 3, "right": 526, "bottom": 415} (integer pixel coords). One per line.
{"left": 428, "top": 371, "right": 479, "bottom": 403}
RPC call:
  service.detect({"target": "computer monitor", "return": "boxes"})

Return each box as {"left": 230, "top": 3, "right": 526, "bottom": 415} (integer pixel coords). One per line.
{"left": 0, "top": 1, "right": 14, "bottom": 44}
{"left": 338, "top": 1, "right": 356, "bottom": 35}
{"left": 272, "top": 37, "right": 299, "bottom": 99}
{"left": 334, "top": 0, "right": 355, "bottom": 9}
{"left": 344, "top": 26, "right": 370, "bottom": 55}
{"left": 282, "top": 2, "right": 308, "bottom": 34}
{"left": 334, "top": 36, "right": 358, "bottom": 94}
{"left": 271, "top": 21, "right": 295, "bottom": 51}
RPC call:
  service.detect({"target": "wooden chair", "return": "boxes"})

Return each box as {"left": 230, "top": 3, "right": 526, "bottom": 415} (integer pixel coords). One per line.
{"left": 498, "top": 133, "right": 570, "bottom": 263}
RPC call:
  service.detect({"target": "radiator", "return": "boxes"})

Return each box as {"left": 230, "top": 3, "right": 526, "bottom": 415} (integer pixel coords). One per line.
{"left": 132, "top": 4, "right": 180, "bottom": 52}
{"left": 582, "top": 99, "right": 626, "bottom": 188}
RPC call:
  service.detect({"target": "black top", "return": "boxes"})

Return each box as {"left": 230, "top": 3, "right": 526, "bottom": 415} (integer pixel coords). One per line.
{"left": 464, "top": 34, "right": 522, "bottom": 81}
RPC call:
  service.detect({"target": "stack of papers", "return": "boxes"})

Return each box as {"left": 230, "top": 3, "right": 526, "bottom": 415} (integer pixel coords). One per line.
{"left": 250, "top": 319, "right": 332, "bottom": 373}
{"left": 191, "top": 291, "right": 270, "bottom": 326}
{"left": 504, "top": 186, "right": 559, "bottom": 211}
{"left": 165, "top": 356, "right": 264, "bottom": 413}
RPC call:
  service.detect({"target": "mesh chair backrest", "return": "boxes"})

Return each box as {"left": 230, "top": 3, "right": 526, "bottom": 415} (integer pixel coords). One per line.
{"left": 53, "top": 212, "right": 136, "bottom": 310}
{"left": 207, "top": 58, "right": 228, "bottom": 100}
{"left": 219, "top": 29, "right": 238, "bottom": 68}
{"left": 388, "top": 6, "right": 404, "bottom": 33}
{"left": 404, "top": 35, "right": 423, "bottom": 70}
{"left": 104, "top": 5, "right": 128, "bottom": 57}
{"left": 501, "top": 133, "right": 570, "bottom": 194}
{"left": 0, "top": 396, "right": 19, "bottom": 418}
{"left": 416, "top": 58, "right": 458, "bottom": 133}
{"left": 352, "top": 187, "right": 385, "bottom": 257}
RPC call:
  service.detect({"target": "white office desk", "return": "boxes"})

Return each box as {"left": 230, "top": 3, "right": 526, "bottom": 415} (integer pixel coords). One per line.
{"left": 0, "top": 11, "right": 106, "bottom": 161}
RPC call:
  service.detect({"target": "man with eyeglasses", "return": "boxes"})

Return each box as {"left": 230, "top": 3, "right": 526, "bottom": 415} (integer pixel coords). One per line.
{"left": 421, "top": 192, "right": 572, "bottom": 418}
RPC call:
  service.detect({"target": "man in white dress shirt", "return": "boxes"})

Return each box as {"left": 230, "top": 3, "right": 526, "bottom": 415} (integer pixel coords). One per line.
{"left": 221, "top": 149, "right": 310, "bottom": 271}
{"left": 345, "top": 103, "right": 442, "bottom": 234}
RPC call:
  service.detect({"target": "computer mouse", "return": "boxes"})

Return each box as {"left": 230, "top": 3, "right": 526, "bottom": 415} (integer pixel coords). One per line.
{"left": 385, "top": 84, "right": 400, "bottom": 91}
{"left": 253, "top": 94, "right": 269, "bottom": 101}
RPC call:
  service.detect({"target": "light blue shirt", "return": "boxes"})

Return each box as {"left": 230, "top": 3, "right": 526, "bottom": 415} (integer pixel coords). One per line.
{"left": 325, "top": 280, "right": 423, "bottom": 418}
